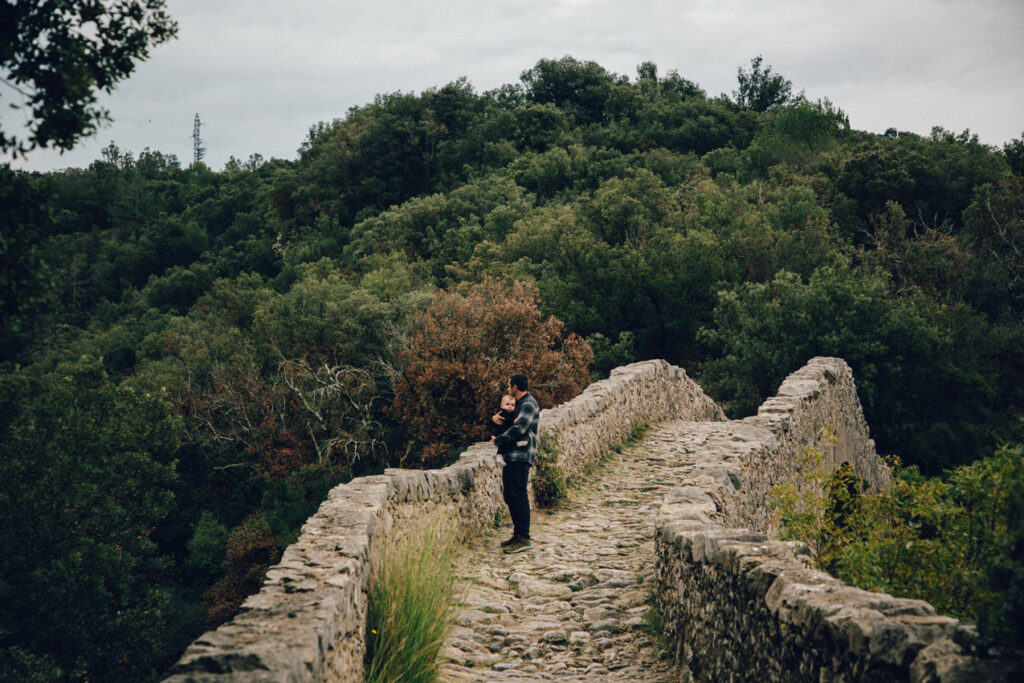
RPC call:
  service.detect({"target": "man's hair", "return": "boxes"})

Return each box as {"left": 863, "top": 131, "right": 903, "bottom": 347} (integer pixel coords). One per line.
{"left": 510, "top": 373, "right": 528, "bottom": 392}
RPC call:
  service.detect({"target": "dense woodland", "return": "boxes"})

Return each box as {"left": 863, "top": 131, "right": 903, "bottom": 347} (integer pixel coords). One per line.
{"left": 2, "top": 57, "right": 1023, "bottom": 680}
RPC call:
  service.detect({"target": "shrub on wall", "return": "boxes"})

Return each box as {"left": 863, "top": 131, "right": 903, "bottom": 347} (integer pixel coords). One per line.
{"left": 532, "top": 435, "right": 567, "bottom": 508}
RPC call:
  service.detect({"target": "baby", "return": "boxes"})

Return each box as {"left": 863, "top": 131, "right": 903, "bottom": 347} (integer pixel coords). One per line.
{"left": 490, "top": 393, "right": 517, "bottom": 462}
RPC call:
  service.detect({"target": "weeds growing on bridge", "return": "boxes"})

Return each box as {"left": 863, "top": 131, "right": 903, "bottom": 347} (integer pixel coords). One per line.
{"left": 610, "top": 420, "right": 651, "bottom": 456}
{"left": 639, "top": 589, "right": 671, "bottom": 659}
{"left": 365, "top": 514, "right": 462, "bottom": 683}
{"left": 627, "top": 420, "right": 650, "bottom": 445}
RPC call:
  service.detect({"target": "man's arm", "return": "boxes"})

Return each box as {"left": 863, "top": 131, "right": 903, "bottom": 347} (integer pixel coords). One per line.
{"left": 490, "top": 410, "right": 510, "bottom": 437}
{"left": 494, "top": 400, "right": 539, "bottom": 448}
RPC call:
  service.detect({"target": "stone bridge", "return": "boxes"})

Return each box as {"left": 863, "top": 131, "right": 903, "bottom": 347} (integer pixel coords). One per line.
{"left": 164, "top": 358, "right": 1011, "bottom": 682}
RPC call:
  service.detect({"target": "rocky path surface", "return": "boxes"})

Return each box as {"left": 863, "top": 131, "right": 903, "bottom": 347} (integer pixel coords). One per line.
{"left": 440, "top": 420, "right": 699, "bottom": 682}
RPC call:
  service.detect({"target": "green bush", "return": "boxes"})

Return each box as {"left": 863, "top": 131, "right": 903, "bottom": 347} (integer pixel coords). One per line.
{"left": 533, "top": 421, "right": 650, "bottom": 507}
{"left": 950, "top": 443, "right": 1024, "bottom": 651}
{"left": 365, "top": 514, "right": 462, "bottom": 683}
{"left": 771, "top": 434, "right": 836, "bottom": 554}
{"left": 185, "top": 511, "right": 229, "bottom": 582}
{"left": 774, "top": 441, "right": 1024, "bottom": 653}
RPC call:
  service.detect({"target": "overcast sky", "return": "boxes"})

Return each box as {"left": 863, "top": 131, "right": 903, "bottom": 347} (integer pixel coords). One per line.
{"left": 5, "top": 0, "right": 1023, "bottom": 173}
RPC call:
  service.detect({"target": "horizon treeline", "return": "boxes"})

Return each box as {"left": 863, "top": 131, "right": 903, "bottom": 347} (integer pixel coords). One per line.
{"left": 2, "top": 56, "right": 1022, "bottom": 680}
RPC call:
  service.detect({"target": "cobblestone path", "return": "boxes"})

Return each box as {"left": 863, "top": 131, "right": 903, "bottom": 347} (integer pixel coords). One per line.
{"left": 440, "top": 420, "right": 698, "bottom": 682}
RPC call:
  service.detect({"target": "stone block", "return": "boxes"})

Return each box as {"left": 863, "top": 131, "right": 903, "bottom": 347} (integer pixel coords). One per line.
{"left": 663, "top": 485, "right": 715, "bottom": 505}
{"left": 660, "top": 501, "right": 718, "bottom": 523}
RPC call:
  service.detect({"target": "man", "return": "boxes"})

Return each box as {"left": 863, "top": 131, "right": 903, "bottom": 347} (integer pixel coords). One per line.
{"left": 491, "top": 373, "right": 539, "bottom": 554}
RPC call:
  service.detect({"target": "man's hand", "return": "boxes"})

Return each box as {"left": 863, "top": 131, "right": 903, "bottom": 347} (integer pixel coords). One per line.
{"left": 492, "top": 412, "right": 505, "bottom": 425}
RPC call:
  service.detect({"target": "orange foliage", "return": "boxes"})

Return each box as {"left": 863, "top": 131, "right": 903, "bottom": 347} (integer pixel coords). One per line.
{"left": 392, "top": 277, "right": 593, "bottom": 465}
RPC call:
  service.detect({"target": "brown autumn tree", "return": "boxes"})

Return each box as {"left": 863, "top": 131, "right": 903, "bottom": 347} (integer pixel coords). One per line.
{"left": 392, "top": 277, "right": 593, "bottom": 465}
{"left": 180, "top": 360, "right": 309, "bottom": 482}
{"left": 180, "top": 356, "right": 383, "bottom": 483}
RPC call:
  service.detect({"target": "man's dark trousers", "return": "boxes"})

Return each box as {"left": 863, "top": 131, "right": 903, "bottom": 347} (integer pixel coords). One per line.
{"left": 502, "top": 461, "right": 531, "bottom": 539}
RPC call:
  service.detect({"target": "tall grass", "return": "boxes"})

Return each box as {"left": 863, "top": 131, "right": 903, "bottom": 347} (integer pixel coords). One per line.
{"left": 364, "top": 514, "right": 461, "bottom": 683}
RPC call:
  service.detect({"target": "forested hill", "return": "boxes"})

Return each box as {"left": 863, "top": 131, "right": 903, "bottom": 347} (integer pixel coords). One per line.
{"left": 2, "top": 56, "right": 1022, "bottom": 681}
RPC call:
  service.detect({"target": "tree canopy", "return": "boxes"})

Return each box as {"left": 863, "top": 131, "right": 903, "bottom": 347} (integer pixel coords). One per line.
{"left": 733, "top": 54, "right": 797, "bottom": 112}
{"left": 2, "top": 55, "right": 1022, "bottom": 678}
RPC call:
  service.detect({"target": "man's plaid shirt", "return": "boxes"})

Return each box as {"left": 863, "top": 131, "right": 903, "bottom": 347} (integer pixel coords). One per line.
{"left": 494, "top": 392, "right": 540, "bottom": 465}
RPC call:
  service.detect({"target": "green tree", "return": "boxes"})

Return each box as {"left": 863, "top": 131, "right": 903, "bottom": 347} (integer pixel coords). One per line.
{"left": 777, "top": 443, "right": 1024, "bottom": 653}
{"left": 1002, "top": 133, "right": 1024, "bottom": 176}
{"left": 0, "top": 166, "right": 53, "bottom": 339}
{"left": 744, "top": 99, "right": 849, "bottom": 171}
{"left": 733, "top": 55, "right": 796, "bottom": 113}
{"left": 698, "top": 262, "right": 997, "bottom": 472}
{"left": 1, "top": 0, "right": 178, "bottom": 155}
{"left": 859, "top": 201, "right": 973, "bottom": 301}
{"left": 0, "top": 357, "right": 183, "bottom": 681}
{"left": 963, "top": 177, "right": 1024, "bottom": 316}
{"left": 520, "top": 56, "right": 623, "bottom": 125}
{"left": 838, "top": 130, "right": 1009, "bottom": 235}
{"left": 976, "top": 443, "right": 1024, "bottom": 651}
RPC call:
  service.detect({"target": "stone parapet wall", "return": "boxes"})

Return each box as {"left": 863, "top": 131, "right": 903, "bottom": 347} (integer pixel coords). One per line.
{"left": 655, "top": 357, "right": 1014, "bottom": 681}
{"left": 164, "top": 359, "right": 719, "bottom": 682}
{"left": 737, "top": 356, "right": 891, "bottom": 533}
{"left": 655, "top": 523, "right": 1013, "bottom": 681}
{"left": 541, "top": 359, "right": 725, "bottom": 477}
{"left": 162, "top": 451, "right": 501, "bottom": 683}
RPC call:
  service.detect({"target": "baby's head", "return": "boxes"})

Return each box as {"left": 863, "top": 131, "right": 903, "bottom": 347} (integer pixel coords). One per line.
{"left": 500, "top": 394, "right": 516, "bottom": 412}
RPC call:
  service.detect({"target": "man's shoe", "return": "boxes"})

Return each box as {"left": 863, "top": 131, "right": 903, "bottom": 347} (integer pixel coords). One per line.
{"left": 500, "top": 534, "right": 531, "bottom": 547}
{"left": 502, "top": 537, "right": 531, "bottom": 554}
